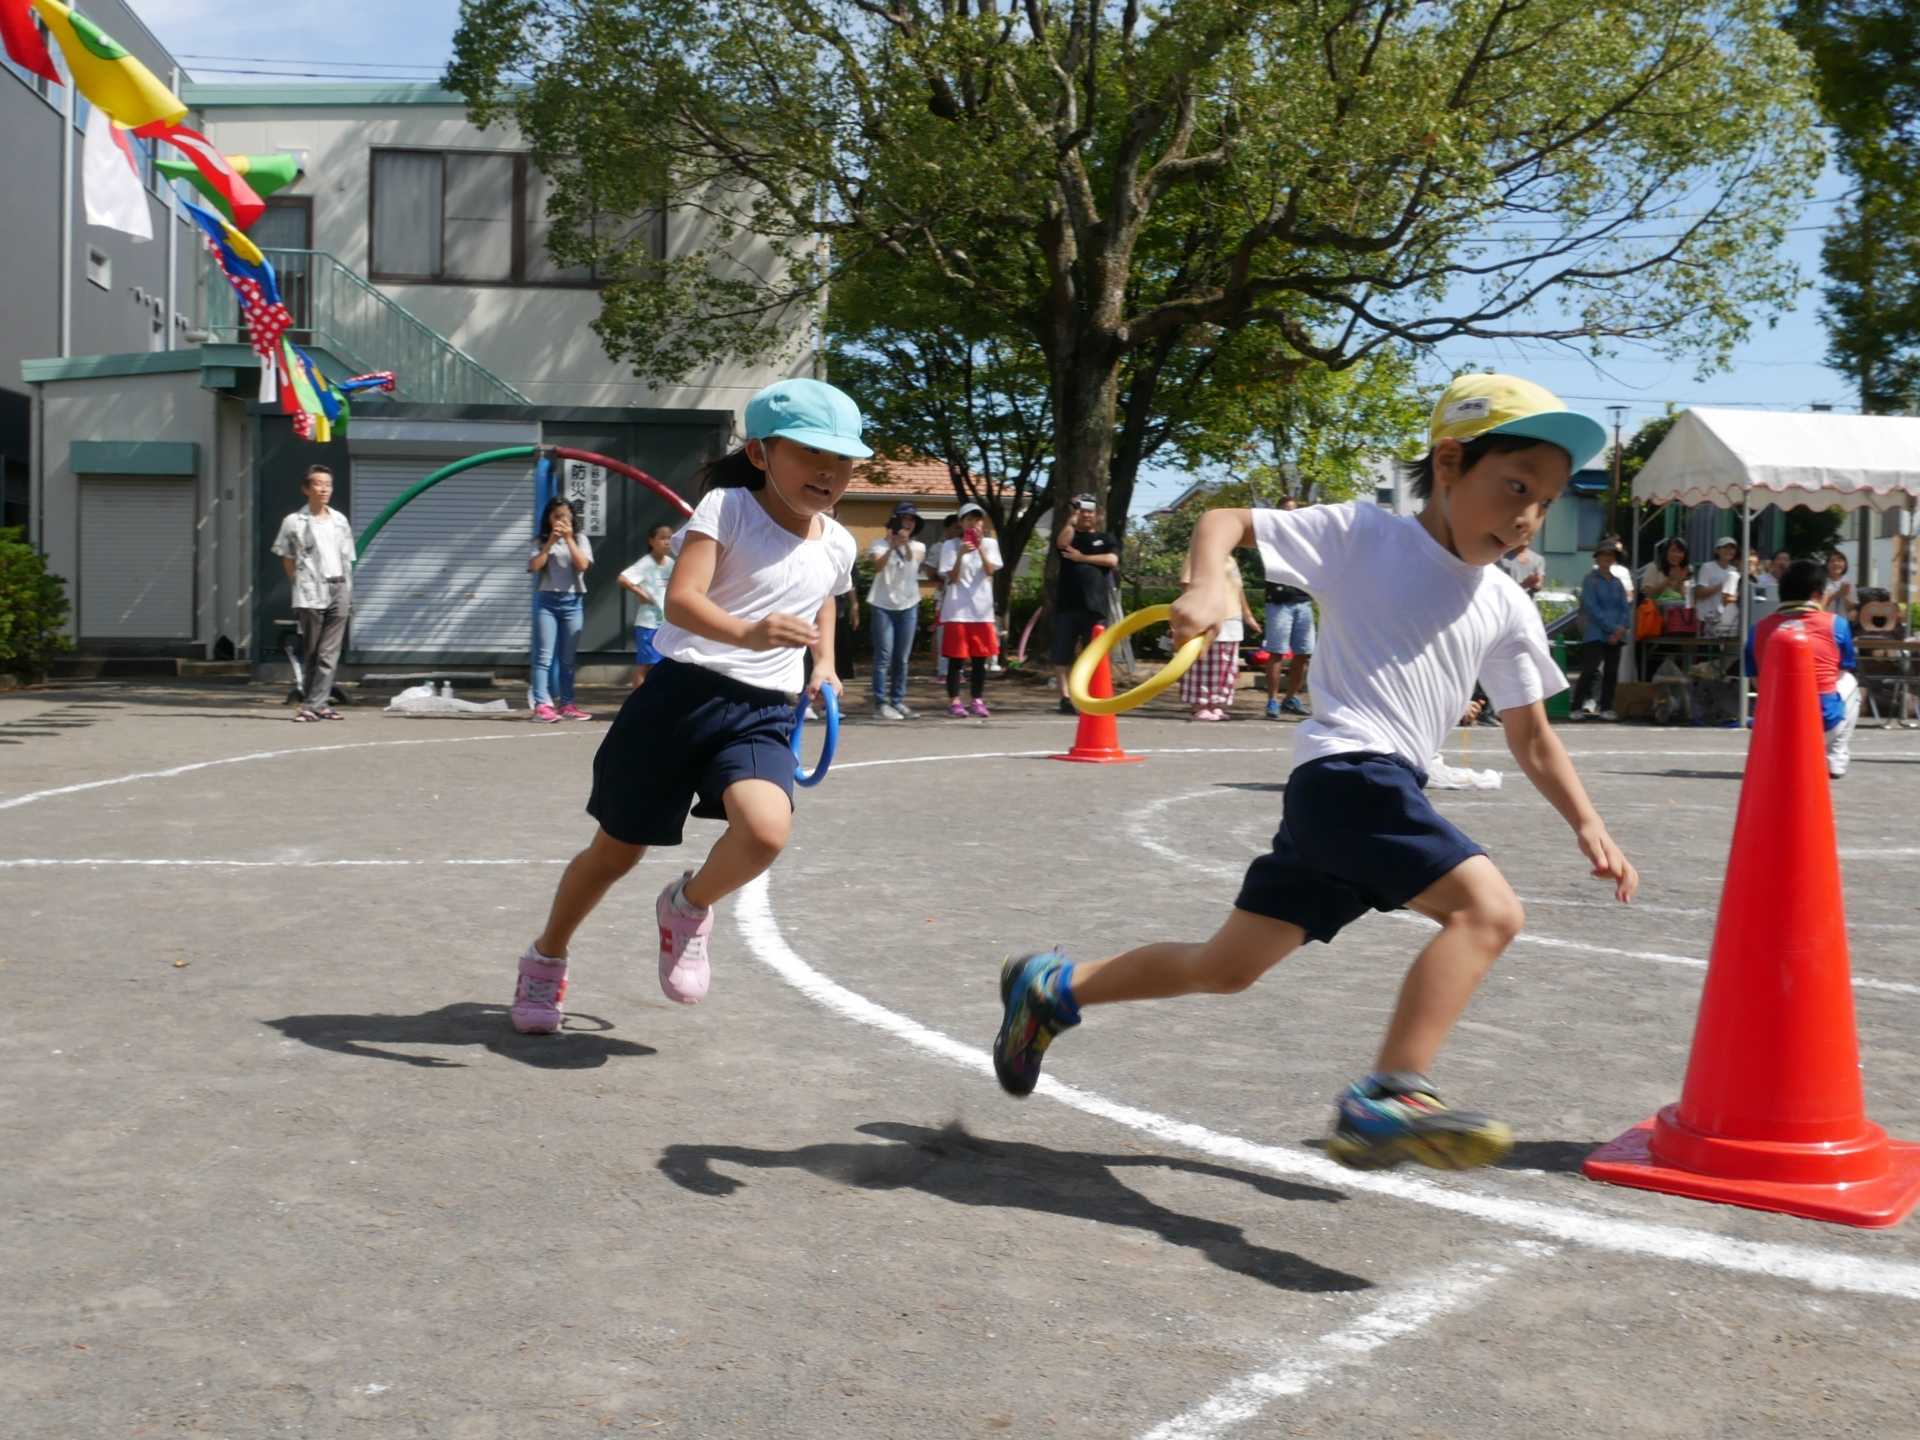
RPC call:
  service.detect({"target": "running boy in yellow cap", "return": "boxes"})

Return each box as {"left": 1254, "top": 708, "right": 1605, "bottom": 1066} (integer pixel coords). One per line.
{"left": 991, "top": 374, "right": 1639, "bottom": 1170}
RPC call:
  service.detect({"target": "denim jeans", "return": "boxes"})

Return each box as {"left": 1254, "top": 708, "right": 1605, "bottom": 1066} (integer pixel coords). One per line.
{"left": 869, "top": 604, "right": 917, "bottom": 707}
{"left": 532, "top": 591, "right": 584, "bottom": 707}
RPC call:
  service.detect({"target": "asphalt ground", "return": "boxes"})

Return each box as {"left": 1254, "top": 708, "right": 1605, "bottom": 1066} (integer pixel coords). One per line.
{"left": 4, "top": 677, "right": 1919, "bottom": 1438}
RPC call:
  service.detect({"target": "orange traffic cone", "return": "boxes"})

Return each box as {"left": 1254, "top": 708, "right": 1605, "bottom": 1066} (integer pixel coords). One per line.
{"left": 1051, "top": 624, "right": 1144, "bottom": 765}
{"left": 1583, "top": 622, "right": 1920, "bottom": 1227}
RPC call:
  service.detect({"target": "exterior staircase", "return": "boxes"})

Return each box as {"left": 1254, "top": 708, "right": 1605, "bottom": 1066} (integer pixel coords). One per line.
{"left": 201, "top": 247, "right": 531, "bottom": 406}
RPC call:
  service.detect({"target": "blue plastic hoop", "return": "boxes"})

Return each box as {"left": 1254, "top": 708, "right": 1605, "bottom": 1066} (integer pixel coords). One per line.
{"left": 790, "top": 685, "right": 839, "bottom": 787}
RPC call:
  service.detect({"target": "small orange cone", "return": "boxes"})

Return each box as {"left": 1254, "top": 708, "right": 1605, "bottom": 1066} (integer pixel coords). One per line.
{"left": 1583, "top": 622, "right": 1920, "bottom": 1227}
{"left": 1051, "top": 624, "right": 1144, "bottom": 765}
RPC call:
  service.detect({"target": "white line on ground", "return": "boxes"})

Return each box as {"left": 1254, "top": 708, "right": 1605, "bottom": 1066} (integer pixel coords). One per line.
{"left": 1375, "top": 911, "right": 1920, "bottom": 998}
{"left": 0, "top": 857, "right": 564, "bottom": 868}
{"left": 1132, "top": 788, "right": 1920, "bottom": 998}
{"left": 0, "top": 732, "right": 571, "bottom": 813}
{"left": 1136, "top": 1250, "right": 1529, "bottom": 1440}
{"left": 736, "top": 874, "right": 1920, "bottom": 1302}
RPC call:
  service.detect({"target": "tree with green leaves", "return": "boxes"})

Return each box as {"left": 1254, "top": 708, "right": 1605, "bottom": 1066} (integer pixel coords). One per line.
{"left": 1783, "top": 0, "right": 1920, "bottom": 416}
{"left": 450, "top": 0, "right": 1820, "bottom": 532}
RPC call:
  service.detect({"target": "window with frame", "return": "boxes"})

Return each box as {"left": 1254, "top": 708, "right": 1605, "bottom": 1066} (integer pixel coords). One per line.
{"left": 370, "top": 148, "right": 664, "bottom": 287}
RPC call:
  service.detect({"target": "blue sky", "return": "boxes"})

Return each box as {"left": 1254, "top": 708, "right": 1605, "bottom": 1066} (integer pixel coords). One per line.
{"left": 138, "top": 2, "right": 1859, "bottom": 508}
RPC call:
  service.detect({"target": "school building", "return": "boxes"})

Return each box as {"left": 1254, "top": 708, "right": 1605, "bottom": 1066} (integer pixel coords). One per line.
{"left": 10, "top": 51, "right": 820, "bottom": 677}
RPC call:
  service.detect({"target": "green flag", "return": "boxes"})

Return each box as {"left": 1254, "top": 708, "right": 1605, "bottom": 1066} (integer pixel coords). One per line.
{"left": 157, "top": 152, "right": 301, "bottom": 223}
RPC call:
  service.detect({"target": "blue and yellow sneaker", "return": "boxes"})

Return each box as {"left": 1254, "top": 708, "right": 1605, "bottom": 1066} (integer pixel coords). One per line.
{"left": 992, "top": 951, "right": 1080, "bottom": 1097}
{"left": 1325, "top": 1071, "right": 1512, "bottom": 1171}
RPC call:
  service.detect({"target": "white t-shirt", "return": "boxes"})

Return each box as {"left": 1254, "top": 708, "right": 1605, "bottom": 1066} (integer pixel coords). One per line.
{"left": 619, "top": 553, "right": 675, "bottom": 629}
{"left": 936, "top": 536, "right": 1003, "bottom": 623}
{"left": 867, "top": 537, "right": 927, "bottom": 611}
{"left": 1252, "top": 503, "right": 1565, "bottom": 770}
{"left": 1696, "top": 560, "right": 1740, "bottom": 629}
{"left": 652, "top": 487, "right": 856, "bottom": 694}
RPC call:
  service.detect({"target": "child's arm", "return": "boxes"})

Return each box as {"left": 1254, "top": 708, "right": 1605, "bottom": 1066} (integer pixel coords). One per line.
{"left": 1500, "top": 702, "right": 1639, "bottom": 902}
{"left": 666, "top": 533, "right": 819, "bottom": 652}
{"left": 805, "top": 593, "right": 841, "bottom": 698}
{"left": 1170, "top": 509, "right": 1255, "bottom": 646}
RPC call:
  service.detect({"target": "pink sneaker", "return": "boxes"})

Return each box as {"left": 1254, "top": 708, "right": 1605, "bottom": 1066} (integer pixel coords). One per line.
{"left": 656, "top": 872, "right": 713, "bottom": 1004}
{"left": 531, "top": 703, "right": 561, "bottom": 723}
{"left": 969, "top": 698, "right": 991, "bottom": 718}
{"left": 947, "top": 701, "right": 969, "bottom": 717}
{"left": 510, "top": 946, "right": 568, "bottom": 1034}
{"left": 558, "top": 704, "right": 594, "bottom": 721}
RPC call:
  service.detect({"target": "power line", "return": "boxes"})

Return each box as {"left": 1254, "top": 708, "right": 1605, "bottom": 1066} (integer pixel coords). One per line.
{"left": 186, "top": 65, "right": 450, "bottom": 81}
{"left": 175, "top": 51, "right": 446, "bottom": 69}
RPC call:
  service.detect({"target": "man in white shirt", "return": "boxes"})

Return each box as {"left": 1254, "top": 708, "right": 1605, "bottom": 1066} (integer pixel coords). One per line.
{"left": 271, "top": 466, "right": 355, "bottom": 721}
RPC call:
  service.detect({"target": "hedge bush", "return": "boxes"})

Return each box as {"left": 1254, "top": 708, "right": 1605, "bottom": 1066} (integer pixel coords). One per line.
{"left": 0, "top": 527, "right": 72, "bottom": 680}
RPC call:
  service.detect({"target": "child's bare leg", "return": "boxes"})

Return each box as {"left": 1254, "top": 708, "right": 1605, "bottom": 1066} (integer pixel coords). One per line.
{"left": 1372, "top": 855, "right": 1523, "bottom": 1075}
{"left": 536, "top": 827, "right": 646, "bottom": 958}
{"left": 1069, "top": 909, "right": 1307, "bottom": 1005}
{"left": 681, "top": 779, "right": 791, "bottom": 909}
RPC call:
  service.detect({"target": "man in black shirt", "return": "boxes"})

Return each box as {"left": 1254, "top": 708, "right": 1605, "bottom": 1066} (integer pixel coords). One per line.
{"left": 1052, "top": 494, "right": 1120, "bottom": 713}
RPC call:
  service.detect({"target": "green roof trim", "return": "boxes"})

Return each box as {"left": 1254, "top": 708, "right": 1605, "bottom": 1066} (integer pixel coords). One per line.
{"left": 21, "top": 345, "right": 261, "bottom": 384}
{"left": 71, "top": 441, "right": 200, "bottom": 476}
{"left": 182, "top": 83, "right": 468, "bottom": 107}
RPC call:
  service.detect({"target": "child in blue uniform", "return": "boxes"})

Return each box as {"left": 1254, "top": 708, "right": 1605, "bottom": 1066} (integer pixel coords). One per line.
{"left": 992, "top": 374, "right": 1639, "bottom": 1170}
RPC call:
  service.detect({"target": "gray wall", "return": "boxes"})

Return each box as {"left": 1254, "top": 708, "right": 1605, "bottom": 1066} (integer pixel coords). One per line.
{"left": 2, "top": 0, "right": 199, "bottom": 533}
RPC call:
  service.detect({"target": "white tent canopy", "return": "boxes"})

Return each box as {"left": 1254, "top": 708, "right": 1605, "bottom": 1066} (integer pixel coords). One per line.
{"left": 1633, "top": 407, "right": 1920, "bottom": 512}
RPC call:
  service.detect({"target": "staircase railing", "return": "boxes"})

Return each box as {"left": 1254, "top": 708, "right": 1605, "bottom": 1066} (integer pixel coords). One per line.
{"left": 202, "top": 247, "right": 533, "bottom": 406}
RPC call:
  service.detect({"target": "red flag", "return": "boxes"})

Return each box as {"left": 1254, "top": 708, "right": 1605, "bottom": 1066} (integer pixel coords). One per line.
{"left": 137, "top": 120, "right": 264, "bottom": 231}
{"left": 0, "top": 0, "right": 58, "bottom": 84}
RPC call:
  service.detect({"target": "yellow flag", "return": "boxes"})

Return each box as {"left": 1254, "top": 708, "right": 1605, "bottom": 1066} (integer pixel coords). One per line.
{"left": 33, "top": 0, "right": 186, "bottom": 131}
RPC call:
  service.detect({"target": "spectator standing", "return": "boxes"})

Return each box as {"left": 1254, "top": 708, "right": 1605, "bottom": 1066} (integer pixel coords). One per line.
{"left": 1262, "top": 499, "right": 1316, "bottom": 719}
{"left": 617, "top": 523, "right": 676, "bottom": 688}
{"left": 272, "top": 464, "right": 355, "bottom": 722}
{"left": 1051, "top": 494, "right": 1121, "bottom": 714}
{"left": 1823, "top": 549, "right": 1856, "bottom": 619}
{"left": 866, "top": 501, "right": 927, "bottom": 719}
{"left": 529, "top": 496, "right": 595, "bottom": 723}
{"left": 1498, "top": 543, "right": 1546, "bottom": 593}
{"left": 1748, "top": 558, "right": 1861, "bottom": 779}
{"left": 1179, "top": 552, "right": 1259, "bottom": 720}
{"left": 937, "top": 501, "right": 1002, "bottom": 717}
{"left": 928, "top": 515, "right": 960, "bottom": 684}
{"left": 1569, "top": 538, "right": 1631, "bottom": 720}
{"left": 1695, "top": 537, "right": 1742, "bottom": 637}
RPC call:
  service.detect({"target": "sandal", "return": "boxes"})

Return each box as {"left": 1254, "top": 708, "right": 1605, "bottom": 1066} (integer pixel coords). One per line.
{"left": 318, "top": 708, "right": 345, "bottom": 720}
{"left": 292, "top": 708, "right": 321, "bottom": 723}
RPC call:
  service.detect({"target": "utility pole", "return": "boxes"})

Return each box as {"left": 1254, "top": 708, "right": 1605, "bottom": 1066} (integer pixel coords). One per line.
{"left": 1608, "top": 405, "right": 1628, "bottom": 540}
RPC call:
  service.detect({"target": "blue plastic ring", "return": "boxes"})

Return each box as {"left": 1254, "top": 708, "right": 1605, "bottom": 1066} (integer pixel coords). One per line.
{"left": 790, "top": 685, "right": 839, "bottom": 787}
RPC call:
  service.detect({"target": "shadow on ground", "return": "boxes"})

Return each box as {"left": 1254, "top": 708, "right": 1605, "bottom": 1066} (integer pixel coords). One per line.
{"left": 659, "top": 1119, "right": 1371, "bottom": 1293}
{"left": 264, "top": 1001, "right": 656, "bottom": 1069}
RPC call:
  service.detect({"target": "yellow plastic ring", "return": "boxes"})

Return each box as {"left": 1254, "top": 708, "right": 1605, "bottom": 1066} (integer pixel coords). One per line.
{"left": 1068, "top": 605, "right": 1210, "bottom": 716}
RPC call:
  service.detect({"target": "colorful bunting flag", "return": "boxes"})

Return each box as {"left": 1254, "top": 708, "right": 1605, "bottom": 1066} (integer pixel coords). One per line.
{"left": 156, "top": 152, "right": 301, "bottom": 224}
{"left": 30, "top": 0, "right": 184, "bottom": 130}
{"left": 82, "top": 106, "right": 151, "bottom": 241}
{"left": 139, "top": 122, "right": 263, "bottom": 230}
{"left": 0, "top": 0, "right": 58, "bottom": 84}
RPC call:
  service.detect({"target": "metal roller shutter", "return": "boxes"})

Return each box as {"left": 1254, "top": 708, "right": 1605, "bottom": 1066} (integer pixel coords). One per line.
{"left": 79, "top": 477, "right": 195, "bottom": 639}
{"left": 350, "top": 455, "right": 535, "bottom": 658}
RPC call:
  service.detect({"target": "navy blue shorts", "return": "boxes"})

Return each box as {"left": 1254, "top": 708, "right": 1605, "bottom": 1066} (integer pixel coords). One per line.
{"left": 587, "top": 658, "right": 797, "bottom": 847}
{"left": 1234, "top": 752, "right": 1486, "bottom": 944}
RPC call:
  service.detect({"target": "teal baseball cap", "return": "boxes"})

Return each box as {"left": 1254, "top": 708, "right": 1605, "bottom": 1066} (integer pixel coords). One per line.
{"left": 744, "top": 378, "right": 873, "bottom": 460}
